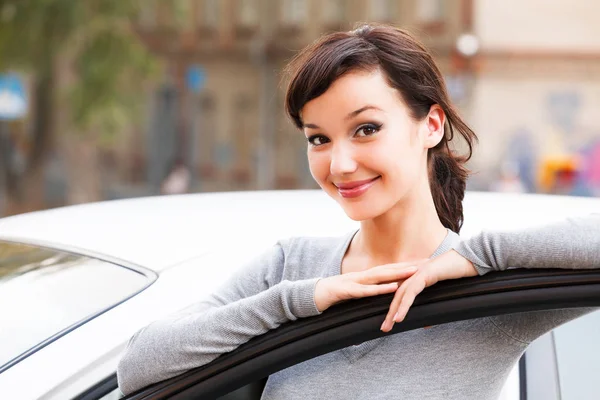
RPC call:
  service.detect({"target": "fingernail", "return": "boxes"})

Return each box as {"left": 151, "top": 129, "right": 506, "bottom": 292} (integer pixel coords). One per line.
{"left": 380, "top": 321, "right": 390, "bottom": 331}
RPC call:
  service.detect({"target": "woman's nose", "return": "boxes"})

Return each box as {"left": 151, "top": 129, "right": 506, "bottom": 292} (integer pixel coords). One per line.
{"left": 330, "top": 144, "right": 358, "bottom": 176}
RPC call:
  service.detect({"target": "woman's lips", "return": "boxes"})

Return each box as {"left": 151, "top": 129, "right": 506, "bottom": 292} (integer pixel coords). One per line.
{"left": 335, "top": 176, "right": 381, "bottom": 198}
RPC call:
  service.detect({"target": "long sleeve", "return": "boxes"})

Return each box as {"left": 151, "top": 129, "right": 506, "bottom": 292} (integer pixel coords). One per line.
{"left": 453, "top": 214, "right": 600, "bottom": 343}
{"left": 116, "top": 242, "right": 322, "bottom": 395}
{"left": 452, "top": 214, "right": 600, "bottom": 275}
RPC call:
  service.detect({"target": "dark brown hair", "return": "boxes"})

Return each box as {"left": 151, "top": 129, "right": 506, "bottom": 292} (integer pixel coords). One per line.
{"left": 284, "top": 24, "right": 477, "bottom": 233}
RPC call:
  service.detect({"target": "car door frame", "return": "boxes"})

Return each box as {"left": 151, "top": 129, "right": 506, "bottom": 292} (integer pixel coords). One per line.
{"left": 108, "top": 268, "right": 600, "bottom": 400}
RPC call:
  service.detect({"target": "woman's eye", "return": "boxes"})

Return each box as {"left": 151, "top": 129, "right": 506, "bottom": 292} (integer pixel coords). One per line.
{"left": 355, "top": 123, "right": 382, "bottom": 137}
{"left": 307, "top": 135, "right": 329, "bottom": 146}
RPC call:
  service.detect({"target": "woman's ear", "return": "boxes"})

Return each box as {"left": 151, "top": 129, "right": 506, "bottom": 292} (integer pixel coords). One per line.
{"left": 423, "top": 104, "right": 445, "bottom": 149}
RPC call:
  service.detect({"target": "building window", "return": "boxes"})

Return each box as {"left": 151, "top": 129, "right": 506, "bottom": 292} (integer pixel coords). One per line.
{"left": 280, "top": 0, "right": 307, "bottom": 26}
{"left": 368, "top": 0, "right": 394, "bottom": 22}
{"left": 236, "top": 0, "right": 260, "bottom": 28}
{"left": 321, "top": 0, "right": 345, "bottom": 26}
{"left": 416, "top": 0, "right": 444, "bottom": 24}
{"left": 197, "top": 0, "right": 220, "bottom": 30}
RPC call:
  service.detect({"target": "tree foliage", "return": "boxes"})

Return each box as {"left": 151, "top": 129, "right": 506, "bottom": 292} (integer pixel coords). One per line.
{"left": 0, "top": 0, "right": 158, "bottom": 143}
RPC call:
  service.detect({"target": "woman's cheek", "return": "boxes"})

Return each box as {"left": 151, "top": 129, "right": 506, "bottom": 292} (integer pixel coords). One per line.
{"left": 387, "top": 158, "right": 416, "bottom": 193}
{"left": 307, "top": 152, "right": 329, "bottom": 186}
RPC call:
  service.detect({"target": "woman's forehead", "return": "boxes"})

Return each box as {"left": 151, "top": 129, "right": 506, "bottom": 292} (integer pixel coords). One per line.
{"left": 301, "top": 70, "right": 404, "bottom": 122}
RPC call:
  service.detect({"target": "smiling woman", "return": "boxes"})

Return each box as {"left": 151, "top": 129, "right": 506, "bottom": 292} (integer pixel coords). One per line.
{"left": 296, "top": 70, "right": 449, "bottom": 222}
{"left": 285, "top": 27, "right": 475, "bottom": 232}
{"left": 116, "top": 24, "right": 600, "bottom": 400}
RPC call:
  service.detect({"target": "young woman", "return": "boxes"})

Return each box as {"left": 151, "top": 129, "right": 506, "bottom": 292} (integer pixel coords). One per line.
{"left": 117, "top": 25, "right": 599, "bottom": 398}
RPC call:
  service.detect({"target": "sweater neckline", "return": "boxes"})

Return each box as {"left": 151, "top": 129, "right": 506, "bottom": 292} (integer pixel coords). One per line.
{"left": 333, "top": 228, "right": 460, "bottom": 361}
{"left": 333, "top": 228, "right": 460, "bottom": 276}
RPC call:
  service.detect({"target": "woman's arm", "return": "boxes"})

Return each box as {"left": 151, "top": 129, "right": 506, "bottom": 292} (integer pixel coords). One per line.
{"left": 117, "top": 238, "right": 417, "bottom": 395}
{"left": 381, "top": 214, "right": 600, "bottom": 331}
{"left": 451, "top": 214, "right": 600, "bottom": 342}
{"left": 116, "top": 242, "right": 321, "bottom": 395}
{"left": 454, "top": 214, "right": 600, "bottom": 275}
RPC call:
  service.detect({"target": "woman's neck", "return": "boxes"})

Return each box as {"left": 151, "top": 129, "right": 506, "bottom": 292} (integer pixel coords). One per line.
{"left": 351, "top": 191, "right": 448, "bottom": 268}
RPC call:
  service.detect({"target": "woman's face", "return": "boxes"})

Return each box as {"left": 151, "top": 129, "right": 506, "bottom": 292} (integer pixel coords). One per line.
{"left": 300, "top": 69, "right": 444, "bottom": 221}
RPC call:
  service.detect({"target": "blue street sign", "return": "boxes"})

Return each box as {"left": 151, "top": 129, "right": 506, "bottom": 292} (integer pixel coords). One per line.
{"left": 186, "top": 65, "right": 206, "bottom": 94}
{"left": 0, "top": 74, "right": 27, "bottom": 120}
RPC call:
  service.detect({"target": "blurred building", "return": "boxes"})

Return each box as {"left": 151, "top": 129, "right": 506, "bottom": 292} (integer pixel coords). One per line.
{"left": 130, "top": 0, "right": 470, "bottom": 193}
{"left": 4, "top": 1, "right": 600, "bottom": 218}
{"left": 466, "top": 0, "right": 600, "bottom": 194}
{"left": 119, "top": 0, "right": 600, "bottom": 196}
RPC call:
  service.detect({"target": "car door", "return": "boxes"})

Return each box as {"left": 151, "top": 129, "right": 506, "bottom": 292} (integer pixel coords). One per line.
{"left": 521, "top": 308, "right": 600, "bottom": 400}
{"left": 76, "top": 267, "right": 600, "bottom": 400}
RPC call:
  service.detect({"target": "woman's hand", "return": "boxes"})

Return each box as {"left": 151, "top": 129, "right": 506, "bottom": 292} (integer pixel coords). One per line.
{"left": 314, "top": 263, "right": 422, "bottom": 312}
{"left": 380, "top": 250, "right": 478, "bottom": 332}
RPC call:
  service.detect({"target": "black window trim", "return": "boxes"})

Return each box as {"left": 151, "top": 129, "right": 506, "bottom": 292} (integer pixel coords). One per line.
{"left": 122, "top": 267, "right": 600, "bottom": 400}
{"left": 519, "top": 354, "right": 527, "bottom": 400}
{"left": 0, "top": 236, "right": 158, "bottom": 374}
{"left": 73, "top": 374, "right": 120, "bottom": 400}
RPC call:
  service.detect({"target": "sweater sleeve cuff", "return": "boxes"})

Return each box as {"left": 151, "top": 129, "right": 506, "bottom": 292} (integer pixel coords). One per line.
{"left": 452, "top": 242, "right": 493, "bottom": 276}
{"left": 285, "top": 277, "right": 323, "bottom": 318}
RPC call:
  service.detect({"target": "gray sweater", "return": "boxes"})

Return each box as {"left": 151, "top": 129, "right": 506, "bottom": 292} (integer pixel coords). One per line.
{"left": 117, "top": 215, "right": 600, "bottom": 398}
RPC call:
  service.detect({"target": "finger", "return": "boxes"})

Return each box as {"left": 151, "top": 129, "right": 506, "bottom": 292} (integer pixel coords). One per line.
{"left": 394, "top": 280, "right": 425, "bottom": 323}
{"left": 380, "top": 279, "right": 409, "bottom": 332}
{"left": 368, "top": 260, "right": 429, "bottom": 274}
{"left": 364, "top": 268, "right": 416, "bottom": 285}
{"left": 348, "top": 282, "right": 399, "bottom": 299}
{"left": 381, "top": 278, "right": 427, "bottom": 332}
{"left": 361, "top": 265, "right": 418, "bottom": 285}
{"left": 394, "top": 288, "right": 422, "bottom": 322}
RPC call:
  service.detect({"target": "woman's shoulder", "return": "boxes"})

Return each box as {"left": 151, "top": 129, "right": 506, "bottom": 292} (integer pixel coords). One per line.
{"left": 280, "top": 230, "right": 356, "bottom": 258}
{"left": 276, "top": 230, "right": 357, "bottom": 279}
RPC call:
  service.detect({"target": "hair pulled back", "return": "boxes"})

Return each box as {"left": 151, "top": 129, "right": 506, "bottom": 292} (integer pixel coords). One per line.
{"left": 284, "top": 24, "right": 477, "bottom": 233}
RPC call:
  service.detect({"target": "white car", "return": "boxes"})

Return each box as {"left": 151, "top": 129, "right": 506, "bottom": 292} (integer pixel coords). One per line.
{"left": 0, "top": 190, "right": 599, "bottom": 400}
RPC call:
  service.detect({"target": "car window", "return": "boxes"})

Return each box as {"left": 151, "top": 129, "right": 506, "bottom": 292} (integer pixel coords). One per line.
{"left": 97, "top": 388, "right": 122, "bottom": 400}
{"left": 552, "top": 309, "right": 600, "bottom": 400}
{"left": 0, "top": 240, "right": 153, "bottom": 369}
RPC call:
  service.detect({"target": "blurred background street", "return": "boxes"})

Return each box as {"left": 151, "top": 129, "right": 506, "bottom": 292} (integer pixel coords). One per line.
{"left": 1, "top": 0, "right": 599, "bottom": 217}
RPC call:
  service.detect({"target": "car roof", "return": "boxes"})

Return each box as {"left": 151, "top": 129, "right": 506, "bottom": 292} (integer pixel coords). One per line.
{"left": 0, "top": 190, "right": 598, "bottom": 272}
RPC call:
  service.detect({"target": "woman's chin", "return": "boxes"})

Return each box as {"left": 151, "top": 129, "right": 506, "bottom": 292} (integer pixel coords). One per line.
{"left": 341, "top": 204, "right": 382, "bottom": 222}
{"left": 322, "top": 188, "right": 385, "bottom": 221}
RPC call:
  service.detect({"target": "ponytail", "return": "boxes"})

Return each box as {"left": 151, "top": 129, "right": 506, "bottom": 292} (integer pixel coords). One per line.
{"left": 428, "top": 109, "right": 476, "bottom": 233}
{"left": 428, "top": 147, "right": 469, "bottom": 233}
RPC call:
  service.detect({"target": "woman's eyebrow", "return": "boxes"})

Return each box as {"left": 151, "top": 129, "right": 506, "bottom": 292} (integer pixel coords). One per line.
{"left": 303, "top": 122, "right": 320, "bottom": 129}
{"left": 303, "top": 105, "right": 382, "bottom": 129}
{"left": 345, "top": 105, "right": 382, "bottom": 121}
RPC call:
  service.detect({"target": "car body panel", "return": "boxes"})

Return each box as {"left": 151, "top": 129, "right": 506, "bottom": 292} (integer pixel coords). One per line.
{"left": 0, "top": 239, "right": 157, "bottom": 375}
{"left": 0, "top": 248, "right": 267, "bottom": 400}
{"left": 0, "top": 191, "right": 353, "bottom": 272}
{"left": 0, "top": 190, "right": 598, "bottom": 399}
{"left": 0, "top": 191, "right": 598, "bottom": 271}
